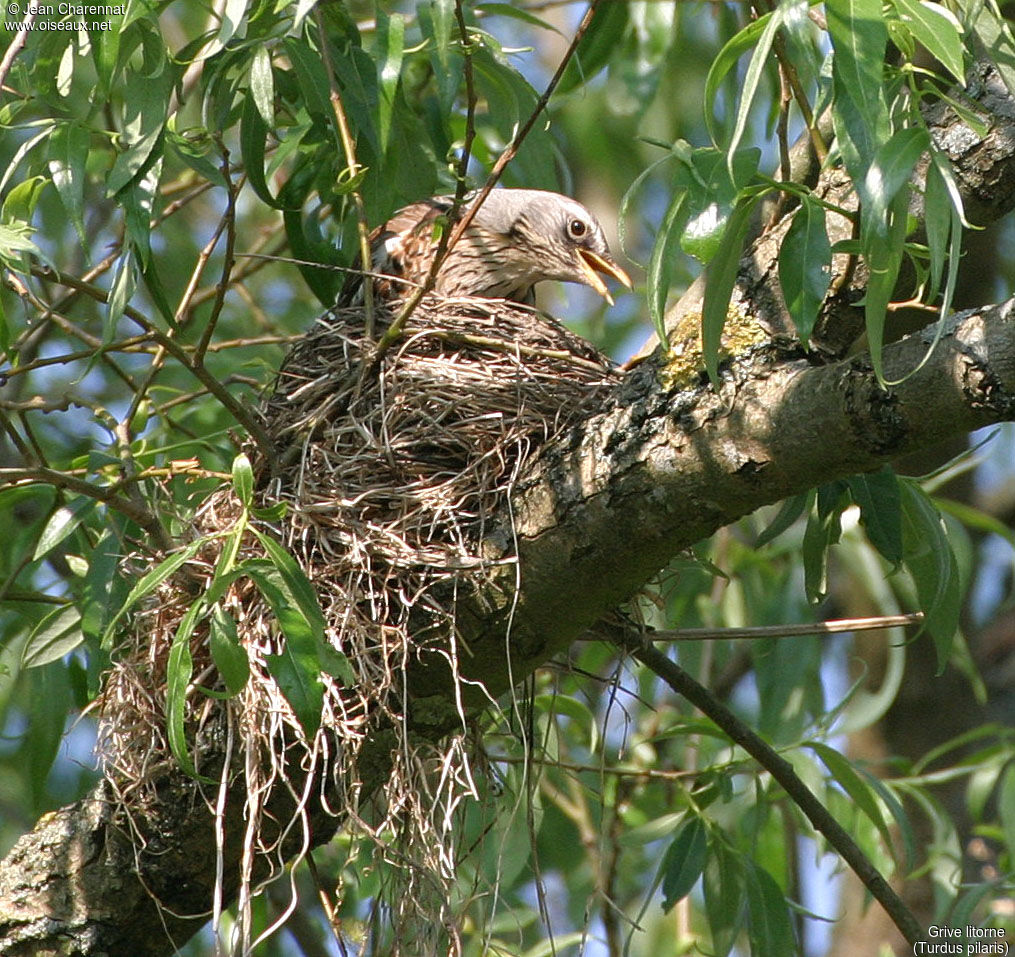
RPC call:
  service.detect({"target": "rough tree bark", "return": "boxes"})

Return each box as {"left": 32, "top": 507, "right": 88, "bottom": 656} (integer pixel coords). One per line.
{"left": 3, "top": 61, "right": 1015, "bottom": 957}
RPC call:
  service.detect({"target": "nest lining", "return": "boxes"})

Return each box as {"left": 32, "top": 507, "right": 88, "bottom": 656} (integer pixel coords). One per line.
{"left": 100, "top": 294, "right": 619, "bottom": 948}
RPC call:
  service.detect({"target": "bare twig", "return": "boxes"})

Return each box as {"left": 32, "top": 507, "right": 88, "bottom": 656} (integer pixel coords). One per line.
{"left": 621, "top": 633, "right": 924, "bottom": 947}
{"left": 0, "top": 467, "right": 170, "bottom": 547}
{"left": 0, "top": 7, "right": 35, "bottom": 93}
{"left": 314, "top": 6, "right": 376, "bottom": 338}
{"left": 641, "top": 612, "right": 924, "bottom": 643}
{"left": 372, "top": 0, "right": 605, "bottom": 360}
{"left": 29, "top": 264, "right": 274, "bottom": 459}
{"left": 194, "top": 151, "right": 239, "bottom": 362}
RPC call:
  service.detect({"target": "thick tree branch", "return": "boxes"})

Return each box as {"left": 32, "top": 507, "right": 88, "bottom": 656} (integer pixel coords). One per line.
{"left": 5, "top": 297, "right": 1010, "bottom": 956}
{"left": 5, "top": 57, "right": 1015, "bottom": 957}
{"left": 624, "top": 636, "right": 923, "bottom": 946}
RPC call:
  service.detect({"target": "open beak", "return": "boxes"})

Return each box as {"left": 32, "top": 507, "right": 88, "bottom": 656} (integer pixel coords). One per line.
{"left": 577, "top": 249, "right": 634, "bottom": 305}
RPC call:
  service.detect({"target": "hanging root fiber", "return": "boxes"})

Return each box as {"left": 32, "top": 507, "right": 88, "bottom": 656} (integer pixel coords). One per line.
{"left": 99, "top": 295, "right": 618, "bottom": 951}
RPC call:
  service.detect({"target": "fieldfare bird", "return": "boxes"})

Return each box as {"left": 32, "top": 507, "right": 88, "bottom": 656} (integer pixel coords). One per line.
{"left": 339, "top": 188, "right": 632, "bottom": 306}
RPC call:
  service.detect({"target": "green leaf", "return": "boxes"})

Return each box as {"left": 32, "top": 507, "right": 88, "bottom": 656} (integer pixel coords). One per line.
{"left": 249, "top": 46, "right": 275, "bottom": 125}
{"left": 755, "top": 492, "right": 810, "bottom": 548}
{"left": 474, "top": 3, "right": 562, "bottom": 34}
{"left": 252, "top": 530, "right": 327, "bottom": 640}
{"left": 778, "top": 198, "right": 831, "bottom": 345}
{"left": 25, "top": 663, "right": 71, "bottom": 804}
{"left": 826, "top": 0, "right": 890, "bottom": 182}
{"left": 106, "top": 64, "right": 172, "bottom": 195}
{"left": 81, "top": 527, "right": 123, "bottom": 643}
{"left": 703, "top": 841, "right": 745, "bottom": 957}
{"left": 166, "top": 129, "right": 228, "bottom": 189}
{"left": 264, "top": 640, "right": 324, "bottom": 739}
{"left": 862, "top": 187, "right": 908, "bottom": 383}
{"left": 198, "top": 0, "right": 249, "bottom": 60}
{"left": 556, "top": 0, "right": 629, "bottom": 95}
{"left": 900, "top": 480, "right": 961, "bottom": 670}
{"left": 22, "top": 605, "right": 83, "bottom": 668}
{"left": 106, "top": 249, "right": 136, "bottom": 342}
{"left": 847, "top": 467, "right": 903, "bottom": 564}
{"left": 891, "top": 0, "right": 965, "bottom": 82}
{"left": 283, "top": 36, "right": 332, "bottom": 121}
{"left": 802, "top": 496, "right": 844, "bottom": 603}
{"left": 33, "top": 496, "right": 96, "bottom": 561}
{"left": 102, "top": 538, "right": 208, "bottom": 648}
{"left": 861, "top": 126, "right": 930, "bottom": 238}
{"left": 727, "top": 7, "right": 782, "bottom": 170}
{"left": 121, "top": 156, "right": 162, "bottom": 270}
{"left": 243, "top": 554, "right": 325, "bottom": 737}
{"left": 646, "top": 191, "right": 687, "bottom": 348}
{"left": 704, "top": 14, "right": 773, "bottom": 145}
{"left": 1, "top": 175, "right": 48, "bottom": 224}
{"left": 209, "top": 604, "right": 249, "bottom": 696}
{"left": 166, "top": 601, "right": 208, "bottom": 780}
{"left": 809, "top": 741, "right": 893, "bottom": 849}
{"left": 231, "top": 453, "right": 254, "bottom": 508}
{"left": 659, "top": 815, "right": 708, "bottom": 912}
{"left": 240, "top": 94, "right": 284, "bottom": 209}
{"left": 677, "top": 147, "right": 761, "bottom": 264}
{"left": 923, "top": 156, "right": 950, "bottom": 304}
{"left": 968, "top": 0, "right": 1015, "bottom": 99}
{"left": 47, "top": 123, "right": 89, "bottom": 251}
{"left": 376, "top": 11, "right": 405, "bottom": 155}
{"left": 745, "top": 862, "right": 796, "bottom": 956}
{"left": 701, "top": 194, "right": 759, "bottom": 384}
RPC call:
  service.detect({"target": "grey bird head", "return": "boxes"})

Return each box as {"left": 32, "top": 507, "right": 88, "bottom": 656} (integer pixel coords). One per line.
{"left": 342, "top": 188, "right": 633, "bottom": 307}
{"left": 457, "top": 189, "right": 633, "bottom": 304}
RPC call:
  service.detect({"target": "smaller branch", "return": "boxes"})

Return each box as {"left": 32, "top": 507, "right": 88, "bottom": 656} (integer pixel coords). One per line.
{"left": 621, "top": 634, "right": 924, "bottom": 947}
{"left": 371, "top": 0, "right": 603, "bottom": 360}
{"left": 750, "top": 0, "right": 827, "bottom": 165}
{"left": 0, "top": 467, "right": 170, "bottom": 546}
{"left": 29, "top": 264, "right": 274, "bottom": 460}
{"left": 643, "top": 613, "right": 923, "bottom": 643}
{"left": 194, "top": 151, "right": 239, "bottom": 363}
{"left": 314, "top": 7, "right": 376, "bottom": 338}
{"left": 0, "top": 6, "right": 34, "bottom": 93}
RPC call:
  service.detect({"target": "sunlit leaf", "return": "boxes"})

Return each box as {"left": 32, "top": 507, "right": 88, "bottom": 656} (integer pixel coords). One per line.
{"left": 704, "top": 14, "right": 773, "bottom": 144}
{"left": 376, "top": 11, "right": 405, "bottom": 155}
{"left": 22, "top": 605, "right": 83, "bottom": 669}
{"left": 891, "top": 0, "right": 965, "bottom": 81}
{"left": 647, "top": 191, "right": 687, "bottom": 348}
{"left": 166, "top": 601, "right": 208, "bottom": 780}
{"left": 33, "top": 497, "right": 96, "bottom": 561}
{"left": 250, "top": 46, "right": 275, "bottom": 125}
{"left": 861, "top": 126, "right": 929, "bottom": 238}
{"left": 47, "top": 123, "right": 89, "bottom": 251}
{"left": 231, "top": 453, "right": 254, "bottom": 509}
{"left": 827, "top": 0, "right": 890, "bottom": 181}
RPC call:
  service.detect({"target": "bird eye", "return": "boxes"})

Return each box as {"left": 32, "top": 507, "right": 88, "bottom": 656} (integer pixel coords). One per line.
{"left": 567, "top": 218, "right": 587, "bottom": 239}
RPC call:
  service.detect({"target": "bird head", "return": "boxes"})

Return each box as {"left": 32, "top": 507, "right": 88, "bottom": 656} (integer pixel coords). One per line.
{"left": 468, "top": 189, "right": 633, "bottom": 304}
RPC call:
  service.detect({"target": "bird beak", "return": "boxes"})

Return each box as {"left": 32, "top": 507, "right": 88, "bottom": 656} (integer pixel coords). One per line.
{"left": 576, "top": 249, "right": 633, "bottom": 305}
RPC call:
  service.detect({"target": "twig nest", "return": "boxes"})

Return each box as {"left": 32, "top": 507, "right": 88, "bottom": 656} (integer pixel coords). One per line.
{"left": 100, "top": 294, "right": 618, "bottom": 941}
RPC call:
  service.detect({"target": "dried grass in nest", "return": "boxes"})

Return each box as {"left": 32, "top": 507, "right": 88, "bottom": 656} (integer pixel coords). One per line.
{"left": 100, "top": 294, "right": 619, "bottom": 948}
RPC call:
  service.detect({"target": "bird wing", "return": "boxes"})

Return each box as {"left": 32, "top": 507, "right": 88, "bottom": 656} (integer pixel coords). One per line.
{"left": 337, "top": 197, "right": 455, "bottom": 305}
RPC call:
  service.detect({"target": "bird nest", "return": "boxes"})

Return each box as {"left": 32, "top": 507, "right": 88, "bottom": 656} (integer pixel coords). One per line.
{"left": 99, "top": 294, "right": 619, "bottom": 948}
